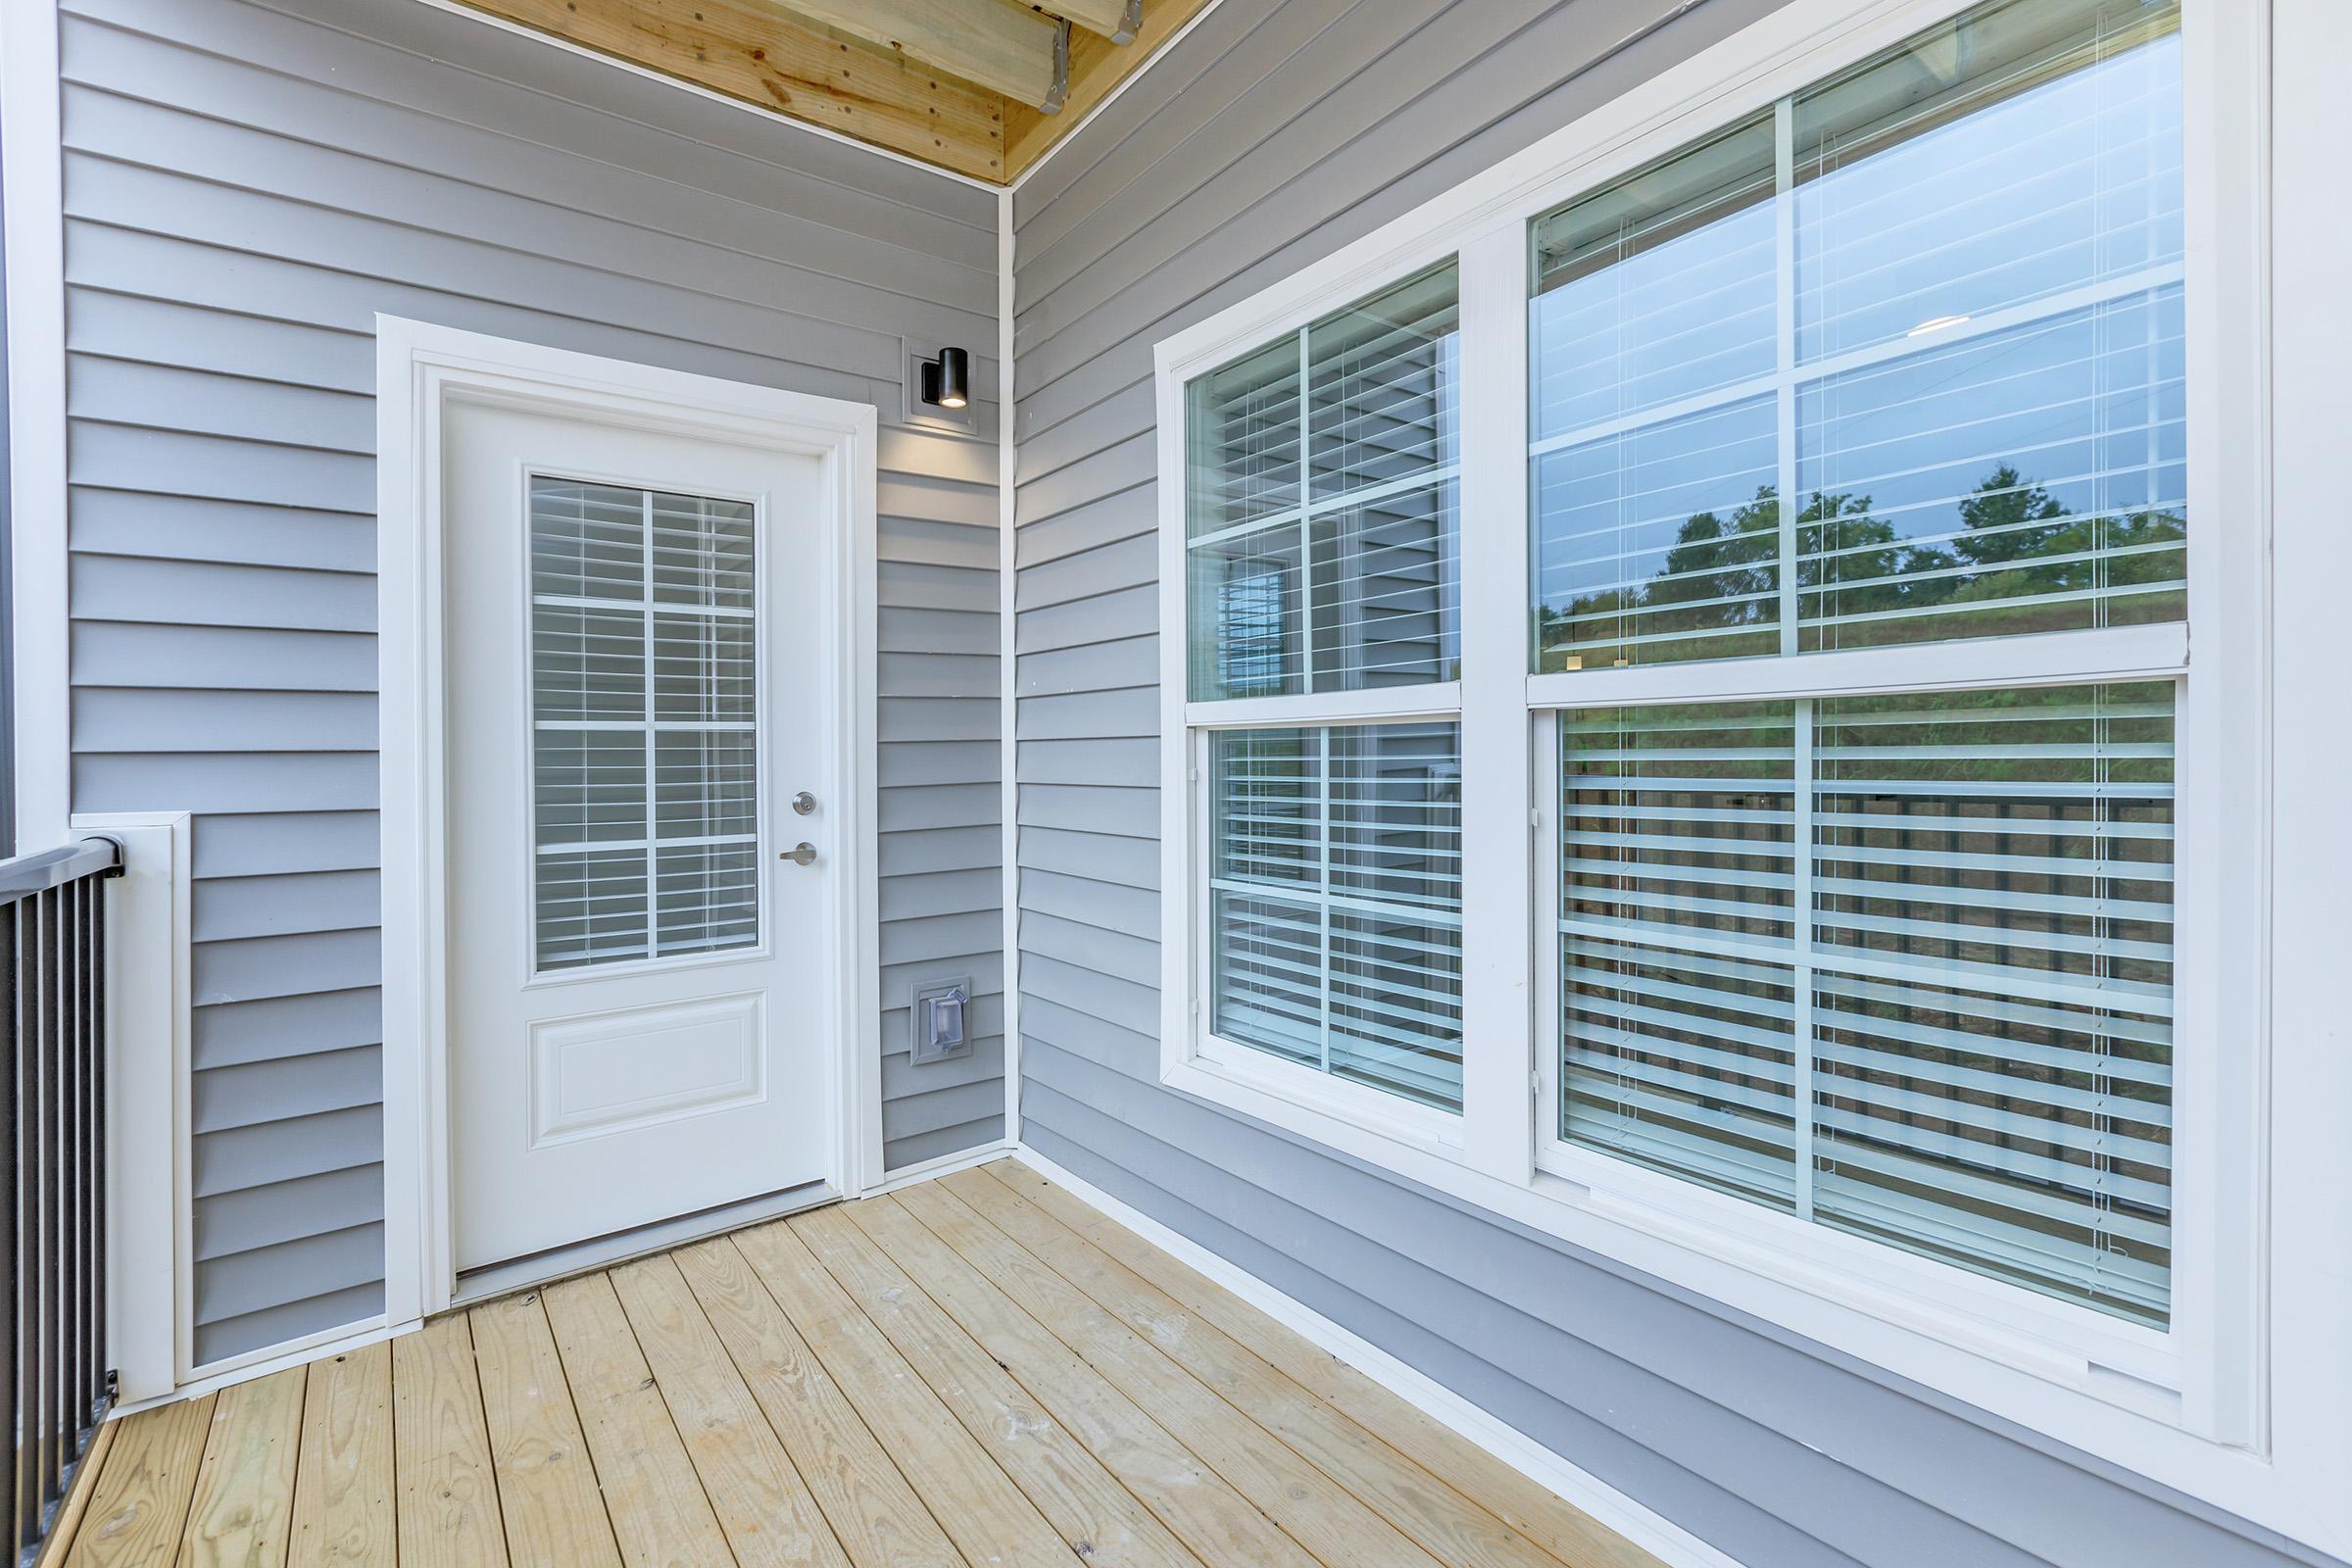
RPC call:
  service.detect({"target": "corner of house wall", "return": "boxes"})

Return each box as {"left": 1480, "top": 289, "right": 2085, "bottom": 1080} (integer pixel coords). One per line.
{"left": 998, "top": 185, "right": 1023, "bottom": 1148}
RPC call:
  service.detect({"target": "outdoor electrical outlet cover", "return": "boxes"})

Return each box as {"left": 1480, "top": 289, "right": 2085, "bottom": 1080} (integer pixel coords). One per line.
{"left": 910, "top": 976, "right": 972, "bottom": 1065}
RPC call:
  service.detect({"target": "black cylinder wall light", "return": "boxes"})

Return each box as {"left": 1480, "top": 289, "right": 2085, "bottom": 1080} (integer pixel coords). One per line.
{"left": 921, "top": 346, "right": 970, "bottom": 410}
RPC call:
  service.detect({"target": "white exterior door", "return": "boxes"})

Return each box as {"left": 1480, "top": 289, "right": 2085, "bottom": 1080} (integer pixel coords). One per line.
{"left": 442, "top": 397, "right": 834, "bottom": 1275}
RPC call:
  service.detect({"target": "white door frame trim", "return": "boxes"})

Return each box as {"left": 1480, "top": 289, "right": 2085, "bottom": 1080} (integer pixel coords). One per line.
{"left": 375, "top": 316, "right": 880, "bottom": 1323}
{"left": 2, "top": 0, "right": 70, "bottom": 856}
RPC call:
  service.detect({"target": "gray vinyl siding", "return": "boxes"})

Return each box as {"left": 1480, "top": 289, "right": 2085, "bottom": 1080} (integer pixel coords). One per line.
{"left": 62, "top": 0, "right": 1003, "bottom": 1366}
{"left": 1006, "top": 3, "right": 2325, "bottom": 1567}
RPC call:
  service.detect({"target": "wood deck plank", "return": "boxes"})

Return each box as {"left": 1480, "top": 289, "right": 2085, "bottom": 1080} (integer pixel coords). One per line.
{"left": 538, "top": 1273, "right": 735, "bottom": 1568}
{"left": 64, "top": 1395, "right": 216, "bottom": 1568}
{"left": 392, "top": 1315, "right": 509, "bottom": 1568}
{"left": 290, "top": 1342, "right": 396, "bottom": 1566}
{"left": 898, "top": 1177, "right": 1450, "bottom": 1568}
{"left": 467, "top": 1294, "right": 622, "bottom": 1568}
{"left": 773, "top": 1207, "right": 1205, "bottom": 1568}
{"left": 710, "top": 1226, "right": 1084, "bottom": 1568}
{"left": 981, "top": 1162, "right": 1669, "bottom": 1568}
{"left": 174, "top": 1367, "right": 305, "bottom": 1568}
{"left": 947, "top": 1164, "right": 1598, "bottom": 1568}
{"left": 60, "top": 1168, "right": 1655, "bottom": 1568}
{"left": 668, "top": 1238, "right": 971, "bottom": 1568}
{"left": 847, "top": 1194, "right": 1326, "bottom": 1568}
{"left": 606, "top": 1254, "right": 852, "bottom": 1568}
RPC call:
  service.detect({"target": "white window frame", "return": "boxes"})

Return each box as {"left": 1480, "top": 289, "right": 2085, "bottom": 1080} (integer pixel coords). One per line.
{"left": 1154, "top": 0, "right": 2315, "bottom": 1544}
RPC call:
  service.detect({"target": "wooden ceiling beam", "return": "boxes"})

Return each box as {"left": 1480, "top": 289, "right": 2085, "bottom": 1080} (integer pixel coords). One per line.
{"left": 755, "top": 0, "right": 1069, "bottom": 111}
{"left": 460, "top": 0, "right": 1206, "bottom": 183}
{"left": 1041, "top": 0, "right": 1141, "bottom": 44}
{"left": 458, "top": 0, "right": 1008, "bottom": 179}
{"left": 1004, "top": 0, "right": 1216, "bottom": 177}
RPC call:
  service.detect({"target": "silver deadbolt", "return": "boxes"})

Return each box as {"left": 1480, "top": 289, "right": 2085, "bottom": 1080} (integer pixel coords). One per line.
{"left": 783, "top": 842, "right": 817, "bottom": 866}
{"left": 791, "top": 791, "right": 817, "bottom": 815}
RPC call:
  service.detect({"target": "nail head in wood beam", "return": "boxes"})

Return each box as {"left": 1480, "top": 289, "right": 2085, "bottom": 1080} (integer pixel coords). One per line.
{"left": 758, "top": 0, "right": 1063, "bottom": 109}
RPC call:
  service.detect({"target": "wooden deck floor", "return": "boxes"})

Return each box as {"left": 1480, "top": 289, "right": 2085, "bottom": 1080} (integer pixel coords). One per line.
{"left": 55, "top": 1160, "right": 1662, "bottom": 1568}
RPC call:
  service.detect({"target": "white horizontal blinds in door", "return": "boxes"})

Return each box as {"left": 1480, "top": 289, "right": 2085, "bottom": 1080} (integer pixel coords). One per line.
{"left": 1188, "top": 265, "right": 1461, "bottom": 700}
{"left": 530, "top": 478, "right": 760, "bottom": 972}
{"left": 1210, "top": 724, "right": 1464, "bottom": 1111}
{"left": 648, "top": 491, "right": 760, "bottom": 956}
{"left": 532, "top": 480, "right": 653, "bottom": 968}
{"left": 1530, "top": 0, "right": 2183, "bottom": 672}
{"left": 1558, "top": 683, "right": 2175, "bottom": 1323}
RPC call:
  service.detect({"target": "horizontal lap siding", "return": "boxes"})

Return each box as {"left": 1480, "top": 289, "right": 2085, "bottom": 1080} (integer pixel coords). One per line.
{"left": 62, "top": 0, "right": 1002, "bottom": 1365}
{"left": 1005, "top": 3, "right": 2323, "bottom": 1566}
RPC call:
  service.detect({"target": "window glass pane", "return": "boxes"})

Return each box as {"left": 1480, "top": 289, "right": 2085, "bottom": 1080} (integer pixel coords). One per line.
{"left": 1796, "top": 285, "right": 2185, "bottom": 648}
{"left": 1309, "top": 481, "right": 1460, "bottom": 688}
{"left": 1531, "top": 114, "right": 1777, "bottom": 436}
{"left": 1534, "top": 398, "right": 1780, "bottom": 672}
{"left": 1557, "top": 682, "right": 2175, "bottom": 1325}
{"left": 650, "top": 491, "right": 757, "bottom": 608}
{"left": 1793, "top": 0, "right": 2181, "bottom": 363}
{"left": 529, "top": 475, "right": 761, "bottom": 972}
{"left": 1210, "top": 723, "right": 1463, "bottom": 1111}
{"left": 1189, "top": 266, "right": 1459, "bottom": 700}
{"left": 1190, "top": 526, "right": 1304, "bottom": 701}
{"left": 1526, "top": 0, "right": 2184, "bottom": 672}
{"left": 1308, "top": 267, "right": 1460, "bottom": 496}
{"left": 1188, "top": 338, "right": 1301, "bottom": 538}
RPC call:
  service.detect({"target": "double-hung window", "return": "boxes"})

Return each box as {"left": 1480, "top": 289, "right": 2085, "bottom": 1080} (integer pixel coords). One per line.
{"left": 1182, "top": 266, "right": 1468, "bottom": 1118}
{"left": 1159, "top": 0, "right": 2266, "bottom": 1481}
{"left": 1531, "top": 0, "right": 2186, "bottom": 1328}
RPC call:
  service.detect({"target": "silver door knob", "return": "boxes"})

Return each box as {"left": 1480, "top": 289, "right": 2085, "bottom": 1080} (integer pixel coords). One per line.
{"left": 792, "top": 791, "right": 817, "bottom": 815}
{"left": 782, "top": 842, "right": 817, "bottom": 866}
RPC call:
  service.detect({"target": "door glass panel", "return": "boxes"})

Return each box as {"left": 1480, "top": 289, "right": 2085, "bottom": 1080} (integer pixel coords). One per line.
{"left": 529, "top": 476, "right": 760, "bottom": 971}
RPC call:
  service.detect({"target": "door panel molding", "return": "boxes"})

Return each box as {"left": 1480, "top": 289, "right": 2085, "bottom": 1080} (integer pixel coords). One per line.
{"left": 376, "top": 316, "right": 880, "bottom": 1322}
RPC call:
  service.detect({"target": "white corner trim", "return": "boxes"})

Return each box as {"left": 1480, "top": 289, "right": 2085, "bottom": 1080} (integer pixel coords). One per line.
{"left": 1010, "top": 1146, "right": 1748, "bottom": 1568}
{"left": 2, "top": 0, "right": 69, "bottom": 855}
{"left": 74, "top": 813, "right": 189, "bottom": 1402}
{"left": 374, "top": 314, "right": 882, "bottom": 1316}
{"left": 998, "top": 186, "right": 1023, "bottom": 1150}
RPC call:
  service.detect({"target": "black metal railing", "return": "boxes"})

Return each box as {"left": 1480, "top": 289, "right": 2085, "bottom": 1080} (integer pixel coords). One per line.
{"left": 0, "top": 840, "right": 121, "bottom": 1564}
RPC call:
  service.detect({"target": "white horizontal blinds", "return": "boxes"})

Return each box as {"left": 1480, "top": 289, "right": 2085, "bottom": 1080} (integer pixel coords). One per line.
{"left": 1310, "top": 484, "right": 1460, "bottom": 688}
{"left": 1187, "top": 339, "right": 1302, "bottom": 538}
{"left": 1307, "top": 266, "right": 1460, "bottom": 494}
{"left": 530, "top": 477, "right": 760, "bottom": 971}
{"left": 1187, "top": 265, "right": 1461, "bottom": 700}
{"left": 1529, "top": 118, "right": 1780, "bottom": 674}
{"left": 1796, "top": 285, "right": 2185, "bottom": 648}
{"left": 1530, "top": 0, "right": 2183, "bottom": 672}
{"left": 1808, "top": 684, "right": 2173, "bottom": 1322}
{"left": 1210, "top": 724, "right": 1464, "bottom": 1111}
{"left": 1532, "top": 400, "right": 1781, "bottom": 670}
{"left": 1558, "top": 705, "right": 1800, "bottom": 1205}
{"left": 1558, "top": 683, "right": 2175, "bottom": 1324}
{"left": 1791, "top": 0, "right": 2183, "bottom": 362}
